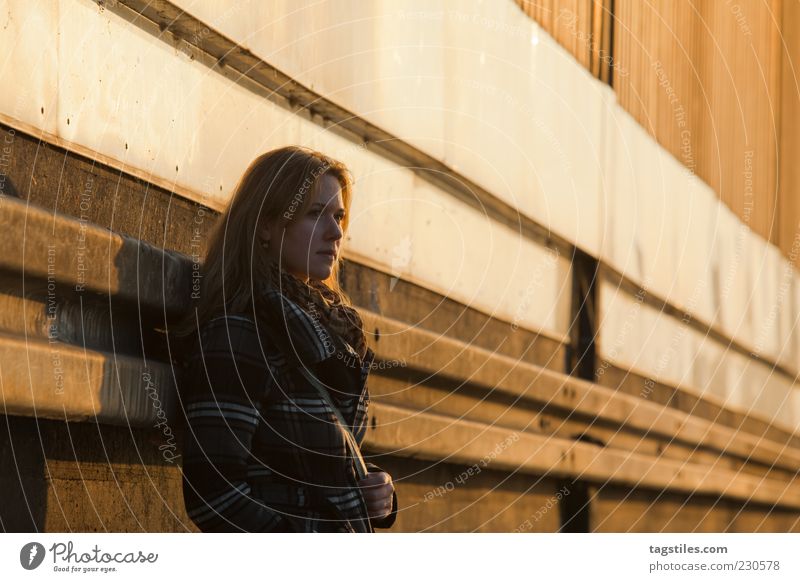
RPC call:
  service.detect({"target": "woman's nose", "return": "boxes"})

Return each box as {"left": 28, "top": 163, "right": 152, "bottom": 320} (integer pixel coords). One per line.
{"left": 327, "top": 216, "right": 343, "bottom": 240}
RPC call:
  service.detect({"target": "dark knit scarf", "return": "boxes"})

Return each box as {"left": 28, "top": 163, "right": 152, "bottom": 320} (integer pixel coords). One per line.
{"left": 259, "top": 260, "right": 368, "bottom": 362}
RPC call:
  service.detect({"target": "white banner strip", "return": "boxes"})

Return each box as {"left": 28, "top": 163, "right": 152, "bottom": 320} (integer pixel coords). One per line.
{"left": 1, "top": 533, "right": 798, "bottom": 580}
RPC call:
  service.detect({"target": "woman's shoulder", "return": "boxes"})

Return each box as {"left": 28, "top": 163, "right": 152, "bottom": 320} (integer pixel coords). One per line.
{"left": 196, "top": 313, "right": 257, "bottom": 341}
{"left": 202, "top": 313, "right": 258, "bottom": 330}
{"left": 184, "top": 313, "right": 283, "bottom": 365}
{"left": 176, "top": 313, "right": 287, "bottom": 406}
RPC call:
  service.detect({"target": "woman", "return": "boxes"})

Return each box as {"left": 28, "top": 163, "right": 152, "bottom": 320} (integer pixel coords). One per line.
{"left": 173, "top": 146, "right": 397, "bottom": 532}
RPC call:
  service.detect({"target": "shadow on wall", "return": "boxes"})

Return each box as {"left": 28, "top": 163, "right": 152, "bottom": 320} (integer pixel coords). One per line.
{"left": 0, "top": 198, "right": 196, "bottom": 531}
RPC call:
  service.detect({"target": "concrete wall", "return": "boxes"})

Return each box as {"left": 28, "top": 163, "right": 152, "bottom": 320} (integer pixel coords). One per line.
{"left": 1, "top": 0, "right": 799, "bottom": 532}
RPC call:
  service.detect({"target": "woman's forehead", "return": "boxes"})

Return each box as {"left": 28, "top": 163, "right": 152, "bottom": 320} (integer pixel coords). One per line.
{"left": 312, "top": 174, "right": 344, "bottom": 207}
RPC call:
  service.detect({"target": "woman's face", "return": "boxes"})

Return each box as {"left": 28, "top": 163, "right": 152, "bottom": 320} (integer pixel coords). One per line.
{"left": 263, "top": 173, "right": 346, "bottom": 282}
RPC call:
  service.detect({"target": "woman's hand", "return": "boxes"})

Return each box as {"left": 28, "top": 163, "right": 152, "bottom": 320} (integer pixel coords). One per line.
{"left": 357, "top": 471, "right": 395, "bottom": 521}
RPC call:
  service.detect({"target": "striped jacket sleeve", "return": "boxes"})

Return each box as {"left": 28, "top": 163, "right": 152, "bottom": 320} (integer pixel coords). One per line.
{"left": 181, "top": 317, "right": 299, "bottom": 532}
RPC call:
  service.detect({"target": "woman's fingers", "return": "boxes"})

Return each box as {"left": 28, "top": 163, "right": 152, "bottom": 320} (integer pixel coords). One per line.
{"left": 365, "top": 492, "right": 393, "bottom": 519}
{"left": 358, "top": 471, "right": 394, "bottom": 519}
{"left": 358, "top": 471, "right": 390, "bottom": 487}
{"left": 359, "top": 473, "right": 393, "bottom": 497}
{"left": 361, "top": 482, "right": 394, "bottom": 502}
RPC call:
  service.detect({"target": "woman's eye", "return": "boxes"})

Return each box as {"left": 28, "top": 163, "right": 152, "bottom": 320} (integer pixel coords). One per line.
{"left": 307, "top": 209, "right": 345, "bottom": 222}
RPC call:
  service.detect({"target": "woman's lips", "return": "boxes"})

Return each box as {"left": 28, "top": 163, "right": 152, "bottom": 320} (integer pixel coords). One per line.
{"left": 317, "top": 251, "right": 336, "bottom": 259}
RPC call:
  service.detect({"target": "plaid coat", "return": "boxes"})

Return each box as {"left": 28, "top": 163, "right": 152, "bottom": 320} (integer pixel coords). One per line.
{"left": 179, "top": 287, "right": 397, "bottom": 533}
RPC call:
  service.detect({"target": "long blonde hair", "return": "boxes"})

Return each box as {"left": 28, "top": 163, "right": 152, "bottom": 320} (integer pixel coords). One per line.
{"left": 172, "top": 146, "right": 355, "bottom": 337}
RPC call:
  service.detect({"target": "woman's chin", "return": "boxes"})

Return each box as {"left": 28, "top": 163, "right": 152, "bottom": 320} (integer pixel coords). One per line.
{"left": 308, "top": 263, "right": 334, "bottom": 281}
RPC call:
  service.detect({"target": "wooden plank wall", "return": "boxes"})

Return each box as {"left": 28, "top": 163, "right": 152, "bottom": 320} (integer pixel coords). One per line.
{"left": 515, "top": 0, "right": 600, "bottom": 72}
{"left": 515, "top": 0, "right": 795, "bottom": 265}
{"left": 613, "top": 0, "right": 782, "bottom": 249}
{"left": 779, "top": 0, "right": 800, "bottom": 259}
